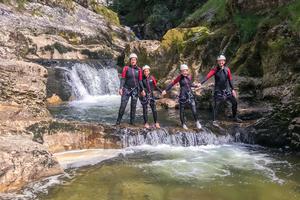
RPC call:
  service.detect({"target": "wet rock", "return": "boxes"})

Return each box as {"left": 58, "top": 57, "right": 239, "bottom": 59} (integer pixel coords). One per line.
{"left": 246, "top": 101, "right": 300, "bottom": 151}
{"left": 0, "top": 135, "right": 63, "bottom": 193}
{"left": 26, "top": 120, "right": 122, "bottom": 153}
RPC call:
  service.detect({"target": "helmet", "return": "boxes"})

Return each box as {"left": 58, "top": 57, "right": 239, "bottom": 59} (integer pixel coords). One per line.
{"left": 217, "top": 55, "right": 226, "bottom": 61}
{"left": 129, "top": 53, "right": 138, "bottom": 59}
{"left": 180, "top": 64, "right": 189, "bottom": 71}
{"left": 142, "top": 65, "right": 150, "bottom": 70}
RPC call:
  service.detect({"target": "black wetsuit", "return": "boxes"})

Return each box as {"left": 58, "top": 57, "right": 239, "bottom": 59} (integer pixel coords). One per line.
{"left": 139, "top": 75, "right": 162, "bottom": 124}
{"left": 201, "top": 65, "right": 237, "bottom": 121}
{"left": 116, "top": 65, "right": 142, "bottom": 125}
{"left": 166, "top": 74, "right": 198, "bottom": 125}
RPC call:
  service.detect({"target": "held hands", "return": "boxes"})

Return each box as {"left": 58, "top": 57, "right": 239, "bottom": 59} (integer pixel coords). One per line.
{"left": 141, "top": 90, "right": 146, "bottom": 97}
{"left": 161, "top": 90, "right": 167, "bottom": 96}
{"left": 119, "top": 89, "right": 123, "bottom": 96}
{"left": 232, "top": 89, "right": 237, "bottom": 98}
{"left": 195, "top": 83, "right": 202, "bottom": 88}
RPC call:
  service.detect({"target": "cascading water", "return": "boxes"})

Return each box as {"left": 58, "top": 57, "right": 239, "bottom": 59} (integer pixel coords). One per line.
{"left": 61, "top": 62, "right": 120, "bottom": 99}
{"left": 120, "top": 128, "right": 236, "bottom": 147}
{"left": 45, "top": 60, "right": 129, "bottom": 123}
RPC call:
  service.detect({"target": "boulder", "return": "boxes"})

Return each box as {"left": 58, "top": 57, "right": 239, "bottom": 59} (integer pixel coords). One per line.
{"left": 46, "top": 94, "right": 63, "bottom": 105}
{"left": 0, "top": 135, "right": 63, "bottom": 192}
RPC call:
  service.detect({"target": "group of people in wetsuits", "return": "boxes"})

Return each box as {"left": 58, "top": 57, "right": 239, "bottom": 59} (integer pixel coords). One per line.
{"left": 116, "top": 53, "right": 242, "bottom": 129}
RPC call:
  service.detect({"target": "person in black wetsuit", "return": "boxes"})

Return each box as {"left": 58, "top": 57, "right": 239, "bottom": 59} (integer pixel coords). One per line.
{"left": 162, "top": 64, "right": 202, "bottom": 130}
{"left": 116, "top": 53, "right": 142, "bottom": 125}
{"left": 200, "top": 55, "right": 242, "bottom": 124}
{"left": 139, "top": 65, "right": 162, "bottom": 129}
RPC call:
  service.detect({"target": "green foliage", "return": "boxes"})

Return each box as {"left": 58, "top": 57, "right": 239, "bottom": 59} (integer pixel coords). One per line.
{"left": 181, "top": 0, "right": 227, "bottom": 27}
{"left": 146, "top": 4, "right": 170, "bottom": 33}
{"left": 277, "top": 0, "right": 300, "bottom": 32}
{"left": 233, "top": 14, "right": 262, "bottom": 42}
{"left": 110, "top": 0, "right": 207, "bottom": 38}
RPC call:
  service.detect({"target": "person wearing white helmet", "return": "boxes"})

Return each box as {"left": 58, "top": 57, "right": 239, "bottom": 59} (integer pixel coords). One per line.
{"left": 116, "top": 53, "right": 142, "bottom": 125}
{"left": 162, "top": 64, "right": 202, "bottom": 130}
{"left": 200, "top": 54, "right": 242, "bottom": 124}
{"left": 139, "top": 65, "right": 163, "bottom": 129}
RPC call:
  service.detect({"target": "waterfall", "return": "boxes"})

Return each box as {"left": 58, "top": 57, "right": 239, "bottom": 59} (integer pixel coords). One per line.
{"left": 44, "top": 59, "right": 120, "bottom": 101}
{"left": 120, "top": 128, "right": 235, "bottom": 147}
{"left": 66, "top": 63, "right": 119, "bottom": 99}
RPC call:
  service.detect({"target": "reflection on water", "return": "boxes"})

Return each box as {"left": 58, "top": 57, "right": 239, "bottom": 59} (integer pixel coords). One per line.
{"left": 39, "top": 144, "right": 300, "bottom": 200}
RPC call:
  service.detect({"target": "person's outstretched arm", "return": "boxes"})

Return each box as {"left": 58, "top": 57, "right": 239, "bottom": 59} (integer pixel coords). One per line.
{"left": 162, "top": 75, "right": 181, "bottom": 96}
{"left": 152, "top": 76, "right": 163, "bottom": 93}
{"left": 200, "top": 67, "right": 217, "bottom": 85}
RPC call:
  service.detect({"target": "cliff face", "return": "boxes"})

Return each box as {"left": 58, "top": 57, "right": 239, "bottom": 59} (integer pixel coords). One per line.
{"left": 0, "top": 0, "right": 135, "bottom": 193}
{"left": 0, "top": 60, "right": 49, "bottom": 120}
{"left": 0, "top": 1, "right": 134, "bottom": 60}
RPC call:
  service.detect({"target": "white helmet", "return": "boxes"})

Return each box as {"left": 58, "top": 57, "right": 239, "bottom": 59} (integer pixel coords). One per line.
{"left": 217, "top": 55, "right": 226, "bottom": 61}
{"left": 180, "top": 64, "right": 189, "bottom": 71}
{"left": 129, "top": 53, "right": 138, "bottom": 59}
{"left": 142, "top": 65, "right": 150, "bottom": 70}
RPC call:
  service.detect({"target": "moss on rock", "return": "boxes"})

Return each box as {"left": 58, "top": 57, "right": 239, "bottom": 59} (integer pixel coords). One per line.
{"left": 90, "top": 0, "right": 120, "bottom": 26}
{"left": 161, "top": 26, "right": 211, "bottom": 52}
{"left": 180, "top": 0, "right": 228, "bottom": 27}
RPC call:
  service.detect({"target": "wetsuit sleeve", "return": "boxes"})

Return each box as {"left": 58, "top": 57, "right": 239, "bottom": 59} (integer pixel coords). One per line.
{"left": 138, "top": 68, "right": 143, "bottom": 81}
{"left": 200, "top": 67, "right": 217, "bottom": 84}
{"left": 138, "top": 68, "right": 144, "bottom": 91}
{"left": 165, "top": 75, "right": 181, "bottom": 92}
{"left": 227, "top": 68, "right": 234, "bottom": 90}
{"left": 120, "top": 66, "right": 128, "bottom": 89}
{"left": 139, "top": 79, "right": 145, "bottom": 91}
{"left": 152, "top": 76, "right": 163, "bottom": 93}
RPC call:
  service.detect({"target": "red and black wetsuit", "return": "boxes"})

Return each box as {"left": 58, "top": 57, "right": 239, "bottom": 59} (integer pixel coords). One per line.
{"left": 139, "top": 75, "right": 162, "bottom": 124}
{"left": 201, "top": 65, "right": 237, "bottom": 121}
{"left": 116, "top": 65, "right": 142, "bottom": 125}
{"left": 166, "top": 74, "right": 198, "bottom": 125}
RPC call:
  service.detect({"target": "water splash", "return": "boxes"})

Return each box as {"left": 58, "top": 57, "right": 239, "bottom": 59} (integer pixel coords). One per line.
{"left": 120, "top": 128, "right": 235, "bottom": 147}
{"left": 57, "top": 62, "right": 120, "bottom": 99}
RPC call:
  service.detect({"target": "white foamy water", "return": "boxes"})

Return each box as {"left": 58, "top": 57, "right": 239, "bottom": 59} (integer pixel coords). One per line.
{"left": 123, "top": 144, "right": 288, "bottom": 184}
{"left": 56, "top": 62, "right": 120, "bottom": 99}
{"left": 69, "top": 95, "right": 121, "bottom": 106}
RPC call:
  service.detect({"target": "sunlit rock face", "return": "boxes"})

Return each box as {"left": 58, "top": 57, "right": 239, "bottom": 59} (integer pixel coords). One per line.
{"left": 0, "top": 2, "right": 134, "bottom": 60}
